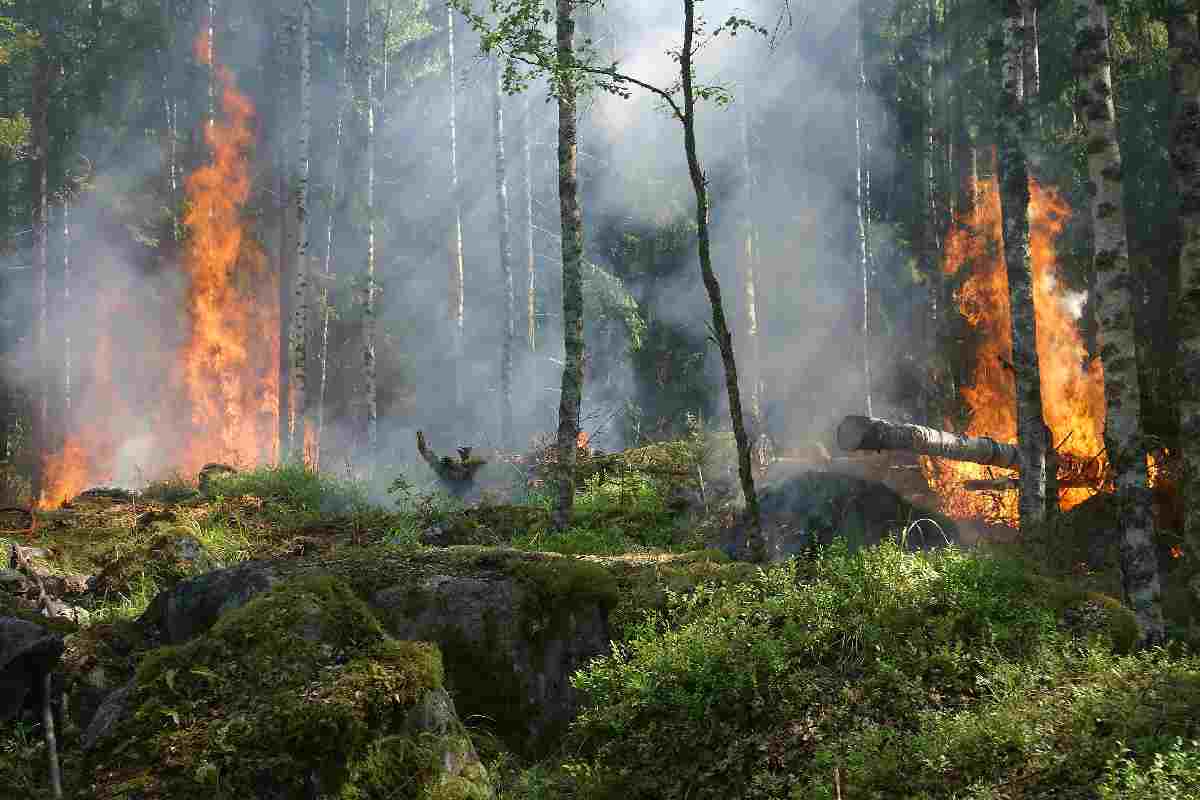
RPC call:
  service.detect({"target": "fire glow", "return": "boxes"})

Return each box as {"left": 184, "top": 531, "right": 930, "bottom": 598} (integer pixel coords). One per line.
{"left": 922, "top": 175, "right": 1106, "bottom": 523}
{"left": 39, "top": 37, "right": 278, "bottom": 508}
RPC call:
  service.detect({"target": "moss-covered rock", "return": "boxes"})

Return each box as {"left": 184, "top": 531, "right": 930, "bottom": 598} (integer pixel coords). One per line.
{"left": 84, "top": 575, "right": 492, "bottom": 800}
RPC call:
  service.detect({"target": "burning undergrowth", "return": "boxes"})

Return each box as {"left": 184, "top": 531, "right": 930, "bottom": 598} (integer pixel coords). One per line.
{"left": 39, "top": 35, "right": 278, "bottom": 509}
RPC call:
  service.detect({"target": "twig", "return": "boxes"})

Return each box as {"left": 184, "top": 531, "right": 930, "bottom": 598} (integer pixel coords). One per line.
{"left": 42, "top": 671, "right": 63, "bottom": 799}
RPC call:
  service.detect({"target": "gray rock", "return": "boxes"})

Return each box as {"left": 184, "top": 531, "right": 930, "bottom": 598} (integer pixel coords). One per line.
{"left": 81, "top": 678, "right": 135, "bottom": 751}
{"left": 0, "top": 616, "right": 64, "bottom": 723}
{"left": 138, "top": 560, "right": 279, "bottom": 645}
{"left": 372, "top": 568, "right": 610, "bottom": 757}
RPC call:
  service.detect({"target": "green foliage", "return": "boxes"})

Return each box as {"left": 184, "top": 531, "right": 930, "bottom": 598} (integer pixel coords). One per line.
{"left": 547, "top": 543, "right": 1175, "bottom": 800}
{"left": 141, "top": 473, "right": 201, "bottom": 505}
{"left": 1099, "top": 737, "right": 1200, "bottom": 799}
{"left": 207, "top": 463, "right": 369, "bottom": 515}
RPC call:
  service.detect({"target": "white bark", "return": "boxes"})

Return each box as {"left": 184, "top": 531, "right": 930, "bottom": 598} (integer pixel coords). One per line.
{"left": 290, "top": 0, "right": 313, "bottom": 464}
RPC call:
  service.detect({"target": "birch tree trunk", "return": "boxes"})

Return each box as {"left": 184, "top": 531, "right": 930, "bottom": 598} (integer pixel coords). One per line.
{"left": 363, "top": 0, "right": 378, "bottom": 465}
{"left": 493, "top": 59, "right": 516, "bottom": 449}
{"left": 275, "top": 21, "right": 293, "bottom": 463}
{"left": 317, "top": 0, "right": 351, "bottom": 470}
{"left": 1023, "top": 0, "right": 1041, "bottom": 129}
{"left": 740, "top": 108, "right": 764, "bottom": 427}
{"left": 923, "top": 0, "right": 944, "bottom": 417}
{"left": 524, "top": 91, "right": 536, "bottom": 354}
{"left": 30, "top": 38, "right": 50, "bottom": 504}
{"left": 553, "top": 0, "right": 585, "bottom": 530}
{"left": 1168, "top": 0, "right": 1200, "bottom": 566}
{"left": 1074, "top": 0, "right": 1164, "bottom": 645}
{"left": 290, "top": 0, "right": 312, "bottom": 464}
{"left": 680, "top": 0, "right": 763, "bottom": 559}
{"left": 855, "top": 0, "right": 873, "bottom": 418}
{"left": 448, "top": 6, "right": 466, "bottom": 410}
{"left": 996, "top": 0, "right": 1050, "bottom": 529}
{"left": 62, "top": 196, "right": 70, "bottom": 421}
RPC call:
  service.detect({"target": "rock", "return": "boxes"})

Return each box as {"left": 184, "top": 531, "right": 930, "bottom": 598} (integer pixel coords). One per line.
{"left": 0, "top": 615, "right": 64, "bottom": 723}
{"left": 85, "top": 576, "right": 494, "bottom": 799}
{"left": 421, "top": 524, "right": 451, "bottom": 546}
{"left": 370, "top": 555, "right": 615, "bottom": 757}
{"left": 0, "top": 567, "right": 32, "bottom": 595}
{"left": 81, "top": 678, "right": 134, "bottom": 751}
{"left": 198, "top": 462, "right": 238, "bottom": 494}
{"left": 138, "top": 559, "right": 280, "bottom": 645}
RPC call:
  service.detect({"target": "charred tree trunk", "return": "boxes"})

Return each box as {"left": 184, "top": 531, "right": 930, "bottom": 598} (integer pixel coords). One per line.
{"left": 1168, "top": 0, "right": 1200, "bottom": 583}
{"left": 317, "top": 0, "right": 352, "bottom": 470}
{"left": 1023, "top": 0, "right": 1041, "bottom": 129}
{"left": 362, "top": 0, "right": 378, "bottom": 465}
{"left": 448, "top": 6, "right": 466, "bottom": 410}
{"left": 838, "top": 414, "right": 1021, "bottom": 467}
{"left": 680, "top": 0, "right": 763, "bottom": 559}
{"left": 493, "top": 60, "right": 516, "bottom": 450}
{"left": 289, "top": 0, "right": 313, "bottom": 464}
{"left": 553, "top": 0, "right": 585, "bottom": 531}
{"left": 1074, "top": 0, "right": 1164, "bottom": 645}
{"left": 995, "top": 0, "right": 1051, "bottom": 528}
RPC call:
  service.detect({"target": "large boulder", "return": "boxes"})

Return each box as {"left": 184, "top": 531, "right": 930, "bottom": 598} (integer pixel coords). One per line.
{"left": 85, "top": 575, "right": 493, "bottom": 800}
{"left": 722, "top": 472, "right": 959, "bottom": 561}
{"left": 0, "top": 616, "right": 63, "bottom": 723}
{"left": 133, "top": 547, "right": 619, "bottom": 758}
{"left": 368, "top": 552, "right": 616, "bottom": 757}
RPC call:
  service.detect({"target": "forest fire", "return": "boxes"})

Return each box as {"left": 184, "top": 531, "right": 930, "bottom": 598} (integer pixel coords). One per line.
{"left": 38, "top": 37, "right": 277, "bottom": 508}
{"left": 175, "top": 37, "right": 278, "bottom": 475}
{"left": 922, "top": 175, "right": 1106, "bottom": 523}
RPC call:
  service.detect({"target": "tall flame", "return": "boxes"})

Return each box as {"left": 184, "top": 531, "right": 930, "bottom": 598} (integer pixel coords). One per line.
{"left": 923, "top": 173, "right": 1106, "bottom": 523}
{"left": 39, "top": 37, "right": 277, "bottom": 507}
{"left": 174, "top": 51, "right": 278, "bottom": 474}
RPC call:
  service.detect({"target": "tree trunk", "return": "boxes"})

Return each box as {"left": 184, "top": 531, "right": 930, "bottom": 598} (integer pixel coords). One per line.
{"left": 317, "top": 0, "right": 351, "bottom": 470}
{"left": 30, "top": 38, "right": 50, "bottom": 504}
{"left": 838, "top": 414, "right": 1020, "bottom": 466}
{"left": 62, "top": 195, "right": 70, "bottom": 422}
{"left": 524, "top": 91, "right": 536, "bottom": 354}
{"left": 1074, "top": 0, "right": 1164, "bottom": 645}
{"left": 1168, "top": 0, "right": 1200, "bottom": 582}
{"left": 925, "top": 0, "right": 944, "bottom": 416}
{"left": 290, "top": 0, "right": 312, "bottom": 464}
{"left": 447, "top": 6, "right": 465, "bottom": 410}
{"left": 1022, "top": 0, "right": 1040, "bottom": 103}
{"left": 493, "top": 59, "right": 516, "bottom": 449}
{"left": 855, "top": 0, "right": 872, "bottom": 418}
{"left": 740, "top": 107, "right": 764, "bottom": 427}
{"left": 680, "top": 0, "right": 763, "bottom": 559}
{"left": 162, "top": 0, "right": 180, "bottom": 242}
{"left": 362, "top": 0, "right": 378, "bottom": 466}
{"left": 553, "top": 0, "right": 585, "bottom": 531}
{"left": 275, "top": 21, "right": 292, "bottom": 464}
{"left": 996, "top": 0, "right": 1050, "bottom": 528}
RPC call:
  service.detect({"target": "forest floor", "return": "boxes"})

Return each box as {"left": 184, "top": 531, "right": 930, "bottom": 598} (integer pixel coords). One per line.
{"left": 2, "top": 447, "right": 1199, "bottom": 799}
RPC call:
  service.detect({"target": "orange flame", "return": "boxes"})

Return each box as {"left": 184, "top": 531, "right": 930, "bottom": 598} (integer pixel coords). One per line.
{"left": 922, "top": 173, "right": 1106, "bottom": 523}
{"left": 39, "top": 41, "right": 277, "bottom": 508}
{"left": 174, "top": 56, "right": 278, "bottom": 476}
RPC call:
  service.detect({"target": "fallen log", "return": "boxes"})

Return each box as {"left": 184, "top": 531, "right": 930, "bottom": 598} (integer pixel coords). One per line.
{"left": 962, "top": 477, "right": 1098, "bottom": 491}
{"left": 837, "top": 415, "right": 1020, "bottom": 468}
{"left": 837, "top": 415, "right": 1102, "bottom": 479}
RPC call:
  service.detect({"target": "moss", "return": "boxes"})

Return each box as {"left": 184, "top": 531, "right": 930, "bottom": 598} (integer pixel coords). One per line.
{"left": 1030, "top": 573, "right": 1141, "bottom": 654}
{"left": 86, "top": 575, "right": 462, "bottom": 800}
{"left": 438, "top": 505, "right": 550, "bottom": 546}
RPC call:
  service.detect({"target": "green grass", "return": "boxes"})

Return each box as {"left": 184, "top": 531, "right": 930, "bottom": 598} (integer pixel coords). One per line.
{"left": 206, "top": 462, "right": 369, "bottom": 514}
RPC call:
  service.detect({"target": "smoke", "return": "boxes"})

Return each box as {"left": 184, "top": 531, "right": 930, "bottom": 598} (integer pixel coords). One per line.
{"left": 10, "top": 0, "right": 918, "bottom": 501}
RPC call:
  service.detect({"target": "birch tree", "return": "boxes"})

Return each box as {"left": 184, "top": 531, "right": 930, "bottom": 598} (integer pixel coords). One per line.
{"left": 290, "top": 0, "right": 313, "bottom": 464}
{"left": 494, "top": 58, "right": 516, "bottom": 449}
{"left": 317, "top": 0, "right": 352, "bottom": 469}
{"left": 363, "top": 0, "right": 379, "bottom": 465}
{"left": 30, "top": 23, "right": 50, "bottom": 503}
{"left": 1167, "top": 0, "right": 1200, "bottom": 572}
{"left": 1074, "top": 0, "right": 1164, "bottom": 645}
{"left": 855, "top": 0, "right": 872, "bottom": 417}
{"left": 995, "top": 0, "right": 1051, "bottom": 528}
{"left": 524, "top": 91, "right": 536, "bottom": 354}
{"left": 448, "top": 6, "right": 466, "bottom": 409}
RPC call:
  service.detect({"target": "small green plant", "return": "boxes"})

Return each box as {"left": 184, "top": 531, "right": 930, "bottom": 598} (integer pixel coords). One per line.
{"left": 1099, "top": 738, "right": 1200, "bottom": 799}
{"left": 141, "top": 473, "right": 200, "bottom": 504}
